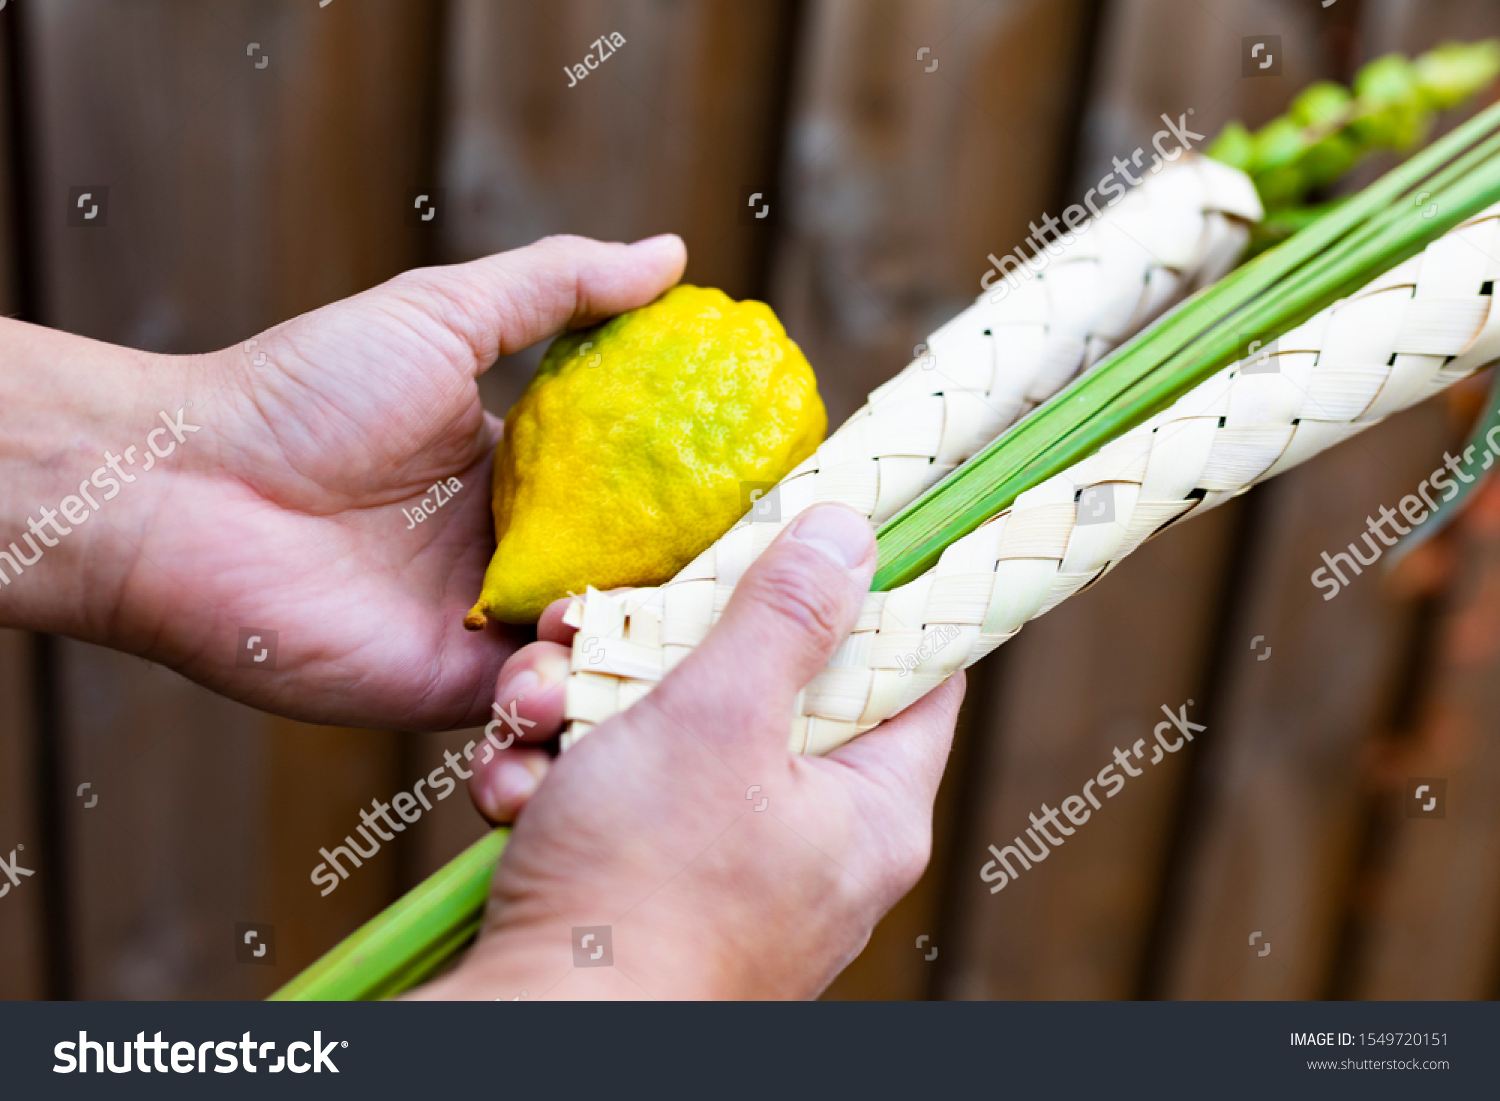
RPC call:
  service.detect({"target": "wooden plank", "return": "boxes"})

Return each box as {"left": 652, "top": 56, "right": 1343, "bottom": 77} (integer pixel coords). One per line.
{"left": 21, "top": 0, "right": 440, "bottom": 997}
{"left": 1331, "top": 0, "right": 1500, "bottom": 1003}
{"left": 769, "top": 0, "right": 1099, "bottom": 428}
{"left": 440, "top": 0, "right": 802, "bottom": 416}
{"left": 261, "top": 718, "right": 403, "bottom": 999}
{"left": 1334, "top": 0, "right": 1500, "bottom": 196}
{"left": 0, "top": 6, "right": 46, "bottom": 1003}
{"left": 1158, "top": 406, "right": 1455, "bottom": 999}
{"left": 939, "top": 506, "right": 1241, "bottom": 999}
{"left": 27, "top": 0, "right": 444, "bottom": 345}
{"left": 52, "top": 646, "right": 268, "bottom": 999}
{"left": 1358, "top": 0, "right": 1500, "bottom": 71}
{"left": 1073, "top": 0, "right": 1343, "bottom": 193}
{"left": 931, "top": 0, "right": 1340, "bottom": 1001}
{"left": 1342, "top": 450, "right": 1500, "bottom": 998}
{"left": 820, "top": 691, "right": 982, "bottom": 1000}
{"left": 756, "top": 0, "right": 1099, "bottom": 1000}
{"left": 0, "top": 0, "right": 16, "bottom": 314}
{"left": 1151, "top": 0, "right": 1500, "bottom": 1003}
{"left": 0, "top": 631, "right": 44, "bottom": 1000}
{"left": 401, "top": 728, "right": 492, "bottom": 890}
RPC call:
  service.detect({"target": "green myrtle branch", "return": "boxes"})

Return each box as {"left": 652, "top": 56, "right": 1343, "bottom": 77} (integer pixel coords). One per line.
{"left": 1208, "top": 40, "right": 1500, "bottom": 219}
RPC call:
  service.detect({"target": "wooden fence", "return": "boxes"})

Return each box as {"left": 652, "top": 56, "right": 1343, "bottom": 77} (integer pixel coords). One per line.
{"left": 2, "top": 0, "right": 1499, "bottom": 1001}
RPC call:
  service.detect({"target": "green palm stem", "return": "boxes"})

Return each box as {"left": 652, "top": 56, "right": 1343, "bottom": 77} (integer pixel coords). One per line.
{"left": 268, "top": 828, "right": 506, "bottom": 1001}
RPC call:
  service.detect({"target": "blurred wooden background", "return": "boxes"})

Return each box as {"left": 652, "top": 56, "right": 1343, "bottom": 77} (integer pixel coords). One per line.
{"left": 2, "top": 0, "right": 1499, "bottom": 1000}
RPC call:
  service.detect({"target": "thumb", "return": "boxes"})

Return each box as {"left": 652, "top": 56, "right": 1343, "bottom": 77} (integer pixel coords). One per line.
{"left": 406, "top": 233, "right": 687, "bottom": 370}
{"left": 646, "top": 505, "right": 877, "bottom": 747}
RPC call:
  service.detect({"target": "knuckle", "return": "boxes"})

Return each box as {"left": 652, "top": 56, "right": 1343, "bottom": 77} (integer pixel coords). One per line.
{"left": 383, "top": 266, "right": 438, "bottom": 301}
{"left": 534, "top": 232, "right": 593, "bottom": 256}
{"left": 748, "top": 553, "right": 850, "bottom": 655}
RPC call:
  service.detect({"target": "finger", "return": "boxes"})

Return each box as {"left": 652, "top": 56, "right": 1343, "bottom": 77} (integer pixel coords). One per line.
{"left": 468, "top": 746, "right": 552, "bottom": 824}
{"left": 536, "top": 587, "right": 634, "bottom": 646}
{"left": 646, "top": 504, "right": 876, "bottom": 744}
{"left": 536, "top": 598, "right": 578, "bottom": 646}
{"left": 407, "top": 234, "right": 687, "bottom": 370}
{"left": 822, "top": 672, "right": 966, "bottom": 811}
{"left": 489, "top": 643, "right": 573, "bottom": 743}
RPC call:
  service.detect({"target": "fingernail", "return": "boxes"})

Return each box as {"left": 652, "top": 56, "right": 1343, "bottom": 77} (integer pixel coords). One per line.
{"left": 486, "top": 758, "right": 544, "bottom": 811}
{"left": 496, "top": 669, "right": 539, "bottom": 710}
{"left": 535, "top": 651, "right": 572, "bottom": 685}
{"left": 630, "top": 233, "right": 681, "bottom": 253}
{"left": 789, "top": 505, "right": 874, "bottom": 570}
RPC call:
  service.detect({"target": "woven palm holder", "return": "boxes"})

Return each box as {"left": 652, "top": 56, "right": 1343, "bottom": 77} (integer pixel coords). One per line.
{"left": 553, "top": 158, "right": 1257, "bottom": 749}
{"left": 563, "top": 204, "right": 1500, "bottom": 754}
{"left": 780, "top": 157, "right": 1259, "bottom": 538}
{"left": 761, "top": 155, "right": 1260, "bottom": 534}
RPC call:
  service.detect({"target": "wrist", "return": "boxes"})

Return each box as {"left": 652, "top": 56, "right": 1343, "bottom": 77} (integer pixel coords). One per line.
{"left": 407, "top": 920, "right": 572, "bottom": 1002}
{"left": 0, "top": 318, "right": 209, "bottom": 642}
{"left": 411, "top": 910, "right": 746, "bottom": 1001}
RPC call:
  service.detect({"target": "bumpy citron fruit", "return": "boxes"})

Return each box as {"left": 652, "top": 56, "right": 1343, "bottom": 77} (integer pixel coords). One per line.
{"left": 464, "top": 285, "right": 826, "bottom": 627}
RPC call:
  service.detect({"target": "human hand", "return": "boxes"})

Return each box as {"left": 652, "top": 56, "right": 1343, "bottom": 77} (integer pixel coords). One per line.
{"left": 0, "top": 235, "right": 685, "bottom": 730}
{"left": 415, "top": 504, "right": 966, "bottom": 999}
